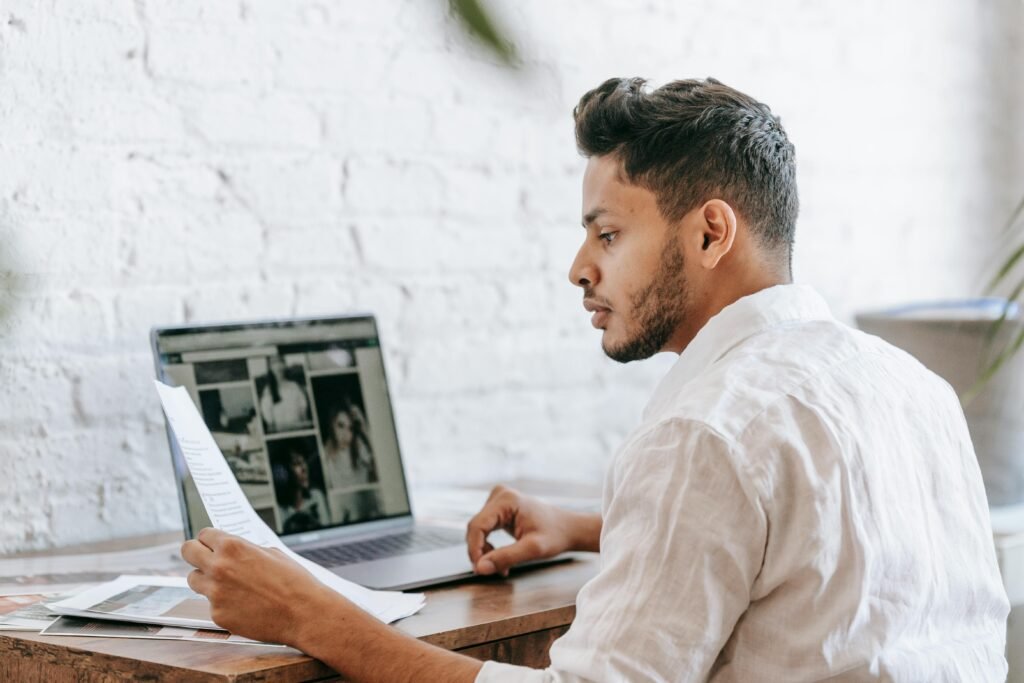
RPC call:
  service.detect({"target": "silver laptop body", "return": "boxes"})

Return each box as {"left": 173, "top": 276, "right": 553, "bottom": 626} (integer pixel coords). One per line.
{"left": 151, "top": 314, "right": 503, "bottom": 591}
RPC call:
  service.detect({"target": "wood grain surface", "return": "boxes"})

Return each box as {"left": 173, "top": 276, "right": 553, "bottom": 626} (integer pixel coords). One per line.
{"left": 0, "top": 550, "right": 598, "bottom": 682}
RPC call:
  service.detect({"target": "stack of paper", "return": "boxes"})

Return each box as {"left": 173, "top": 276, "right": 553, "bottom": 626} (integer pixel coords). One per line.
{"left": 41, "top": 577, "right": 275, "bottom": 645}
{"left": 151, "top": 381, "right": 425, "bottom": 625}
{"left": 49, "top": 575, "right": 220, "bottom": 630}
{"left": 41, "top": 615, "right": 277, "bottom": 646}
{"left": 0, "top": 593, "right": 64, "bottom": 631}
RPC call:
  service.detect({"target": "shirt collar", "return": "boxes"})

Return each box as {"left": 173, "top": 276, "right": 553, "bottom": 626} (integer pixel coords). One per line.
{"left": 642, "top": 284, "right": 834, "bottom": 422}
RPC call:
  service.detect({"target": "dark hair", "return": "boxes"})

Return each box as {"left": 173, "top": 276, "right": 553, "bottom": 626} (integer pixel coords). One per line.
{"left": 265, "top": 357, "right": 282, "bottom": 403}
{"left": 325, "top": 400, "right": 377, "bottom": 479}
{"left": 573, "top": 77, "right": 798, "bottom": 264}
{"left": 271, "top": 447, "right": 308, "bottom": 504}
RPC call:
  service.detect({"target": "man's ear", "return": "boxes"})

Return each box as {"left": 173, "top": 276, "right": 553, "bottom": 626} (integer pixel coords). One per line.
{"left": 696, "top": 199, "right": 737, "bottom": 269}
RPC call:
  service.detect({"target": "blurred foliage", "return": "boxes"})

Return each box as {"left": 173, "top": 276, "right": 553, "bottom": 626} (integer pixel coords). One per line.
{"left": 967, "top": 194, "right": 1024, "bottom": 400}
{"left": 449, "top": 0, "right": 518, "bottom": 65}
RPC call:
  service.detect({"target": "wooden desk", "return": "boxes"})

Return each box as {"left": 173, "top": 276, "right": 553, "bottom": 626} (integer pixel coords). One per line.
{"left": 0, "top": 532, "right": 598, "bottom": 681}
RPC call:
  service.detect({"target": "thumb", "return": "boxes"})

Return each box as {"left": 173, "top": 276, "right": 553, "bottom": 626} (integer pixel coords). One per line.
{"left": 476, "top": 537, "right": 540, "bottom": 576}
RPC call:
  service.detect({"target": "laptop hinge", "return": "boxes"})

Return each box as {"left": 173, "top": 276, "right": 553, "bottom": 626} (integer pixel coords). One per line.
{"left": 286, "top": 515, "right": 416, "bottom": 551}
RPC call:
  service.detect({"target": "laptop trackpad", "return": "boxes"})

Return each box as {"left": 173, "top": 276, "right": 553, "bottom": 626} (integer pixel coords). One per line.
{"left": 333, "top": 546, "right": 475, "bottom": 591}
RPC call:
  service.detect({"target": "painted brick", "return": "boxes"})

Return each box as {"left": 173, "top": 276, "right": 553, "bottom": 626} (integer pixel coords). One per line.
{"left": 216, "top": 154, "right": 342, "bottom": 227}
{"left": 321, "top": 96, "right": 434, "bottom": 157}
{"left": 1, "top": 0, "right": 1022, "bottom": 553}
{"left": 343, "top": 158, "right": 447, "bottom": 216}
{"left": 0, "top": 292, "right": 113, "bottom": 355}
{"left": 147, "top": 27, "right": 268, "bottom": 89}
{"left": 1, "top": 144, "right": 116, "bottom": 210}
{"left": 270, "top": 35, "right": 390, "bottom": 94}
{"left": 185, "top": 92, "right": 322, "bottom": 148}
{"left": 144, "top": 1, "right": 243, "bottom": 26}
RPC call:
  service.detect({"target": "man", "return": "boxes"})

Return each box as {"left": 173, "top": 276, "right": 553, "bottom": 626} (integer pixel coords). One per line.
{"left": 182, "top": 77, "right": 1009, "bottom": 681}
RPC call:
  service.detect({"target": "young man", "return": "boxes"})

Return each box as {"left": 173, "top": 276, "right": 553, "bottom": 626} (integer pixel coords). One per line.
{"left": 181, "top": 77, "right": 1010, "bottom": 681}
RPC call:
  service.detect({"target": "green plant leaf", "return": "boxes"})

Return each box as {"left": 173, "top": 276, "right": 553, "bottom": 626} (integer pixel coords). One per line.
{"left": 448, "top": 0, "right": 517, "bottom": 66}
{"left": 1000, "top": 192, "right": 1024, "bottom": 237}
{"left": 966, "top": 323, "right": 1024, "bottom": 404}
{"left": 982, "top": 276, "right": 1024, "bottom": 348}
{"left": 968, "top": 192, "right": 1024, "bottom": 402}
{"left": 985, "top": 240, "right": 1024, "bottom": 293}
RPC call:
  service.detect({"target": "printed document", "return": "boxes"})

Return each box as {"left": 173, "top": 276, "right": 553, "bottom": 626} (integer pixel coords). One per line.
{"left": 153, "top": 381, "right": 424, "bottom": 624}
{"left": 50, "top": 575, "right": 221, "bottom": 629}
{"left": 43, "top": 614, "right": 277, "bottom": 646}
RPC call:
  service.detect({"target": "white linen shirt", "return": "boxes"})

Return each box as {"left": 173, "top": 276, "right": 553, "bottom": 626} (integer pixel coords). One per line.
{"left": 478, "top": 284, "right": 1008, "bottom": 682}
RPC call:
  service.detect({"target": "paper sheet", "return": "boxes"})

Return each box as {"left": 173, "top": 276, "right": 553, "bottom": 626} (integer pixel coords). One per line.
{"left": 153, "top": 381, "right": 424, "bottom": 624}
{"left": 42, "top": 615, "right": 279, "bottom": 646}
{"left": 49, "top": 575, "right": 219, "bottom": 630}
{"left": 0, "top": 593, "right": 63, "bottom": 631}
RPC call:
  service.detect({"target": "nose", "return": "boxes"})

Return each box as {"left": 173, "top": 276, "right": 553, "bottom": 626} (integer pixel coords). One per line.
{"left": 568, "top": 242, "right": 598, "bottom": 289}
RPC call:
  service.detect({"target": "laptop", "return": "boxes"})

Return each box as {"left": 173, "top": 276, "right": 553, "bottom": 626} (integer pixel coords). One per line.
{"left": 151, "top": 314, "right": 544, "bottom": 591}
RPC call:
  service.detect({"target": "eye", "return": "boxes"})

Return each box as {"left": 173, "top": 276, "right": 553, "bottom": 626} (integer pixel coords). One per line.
{"left": 598, "top": 231, "right": 618, "bottom": 244}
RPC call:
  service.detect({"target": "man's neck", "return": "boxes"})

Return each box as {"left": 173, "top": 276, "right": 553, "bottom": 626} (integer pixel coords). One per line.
{"left": 666, "top": 275, "right": 791, "bottom": 355}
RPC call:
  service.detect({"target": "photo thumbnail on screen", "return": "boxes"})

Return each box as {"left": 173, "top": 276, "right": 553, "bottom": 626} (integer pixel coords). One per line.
{"left": 312, "top": 373, "right": 380, "bottom": 492}
{"left": 268, "top": 436, "right": 330, "bottom": 535}
{"left": 253, "top": 355, "right": 313, "bottom": 434}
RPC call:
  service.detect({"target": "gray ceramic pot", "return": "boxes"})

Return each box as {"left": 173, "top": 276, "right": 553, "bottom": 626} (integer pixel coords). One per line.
{"left": 856, "top": 311, "right": 1024, "bottom": 506}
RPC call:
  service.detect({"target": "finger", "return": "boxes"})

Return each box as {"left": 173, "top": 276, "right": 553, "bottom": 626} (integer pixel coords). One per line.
{"left": 196, "top": 527, "right": 230, "bottom": 550}
{"left": 485, "top": 484, "right": 508, "bottom": 503}
{"left": 466, "top": 488, "right": 520, "bottom": 561}
{"left": 186, "top": 569, "right": 212, "bottom": 597}
{"left": 470, "top": 541, "right": 495, "bottom": 570}
{"left": 476, "top": 537, "right": 542, "bottom": 576}
{"left": 465, "top": 506, "right": 503, "bottom": 565}
{"left": 180, "top": 539, "right": 214, "bottom": 571}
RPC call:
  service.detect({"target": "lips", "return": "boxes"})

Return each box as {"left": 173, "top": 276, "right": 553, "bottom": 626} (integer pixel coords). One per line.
{"left": 583, "top": 299, "right": 611, "bottom": 329}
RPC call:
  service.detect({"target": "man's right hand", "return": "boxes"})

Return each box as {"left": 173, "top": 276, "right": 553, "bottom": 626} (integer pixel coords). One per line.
{"left": 465, "top": 485, "right": 601, "bottom": 576}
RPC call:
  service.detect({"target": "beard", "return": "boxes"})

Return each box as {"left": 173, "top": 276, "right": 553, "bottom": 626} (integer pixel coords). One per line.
{"left": 602, "top": 239, "right": 689, "bottom": 363}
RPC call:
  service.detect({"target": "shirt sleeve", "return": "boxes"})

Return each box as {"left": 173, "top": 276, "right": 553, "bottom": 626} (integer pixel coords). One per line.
{"left": 475, "top": 419, "right": 766, "bottom": 683}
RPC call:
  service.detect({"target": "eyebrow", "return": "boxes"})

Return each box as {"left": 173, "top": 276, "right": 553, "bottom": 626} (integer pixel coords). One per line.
{"left": 581, "top": 207, "right": 608, "bottom": 228}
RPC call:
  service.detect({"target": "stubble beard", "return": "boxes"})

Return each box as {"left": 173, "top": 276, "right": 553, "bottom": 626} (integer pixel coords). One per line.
{"left": 602, "top": 241, "right": 688, "bottom": 364}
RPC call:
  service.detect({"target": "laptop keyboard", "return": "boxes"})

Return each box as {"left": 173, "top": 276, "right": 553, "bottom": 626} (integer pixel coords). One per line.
{"left": 299, "top": 527, "right": 466, "bottom": 568}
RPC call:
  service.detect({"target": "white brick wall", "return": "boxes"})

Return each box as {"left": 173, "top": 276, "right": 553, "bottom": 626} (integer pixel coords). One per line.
{"left": 1, "top": 0, "right": 1022, "bottom": 553}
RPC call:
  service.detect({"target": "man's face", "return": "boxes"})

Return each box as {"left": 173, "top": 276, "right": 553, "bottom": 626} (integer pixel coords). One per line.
{"left": 570, "top": 156, "right": 692, "bottom": 363}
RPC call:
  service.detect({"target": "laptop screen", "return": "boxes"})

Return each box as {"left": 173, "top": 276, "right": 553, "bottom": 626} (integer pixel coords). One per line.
{"left": 152, "top": 315, "right": 413, "bottom": 540}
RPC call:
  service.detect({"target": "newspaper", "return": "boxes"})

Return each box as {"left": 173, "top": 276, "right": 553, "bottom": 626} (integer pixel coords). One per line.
{"left": 0, "top": 593, "right": 64, "bottom": 631}
{"left": 49, "top": 575, "right": 221, "bottom": 630}
{"left": 42, "top": 615, "right": 280, "bottom": 646}
{"left": 152, "top": 381, "right": 424, "bottom": 624}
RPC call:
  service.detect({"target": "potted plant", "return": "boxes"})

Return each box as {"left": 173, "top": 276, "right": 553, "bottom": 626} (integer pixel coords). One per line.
{"left": 856, "top": 196, "right": 1024, "bottom": 505}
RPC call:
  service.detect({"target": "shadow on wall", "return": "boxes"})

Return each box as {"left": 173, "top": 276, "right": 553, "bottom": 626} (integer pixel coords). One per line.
{"left": 0, "top": 213, "right": 20, "bottom": 330}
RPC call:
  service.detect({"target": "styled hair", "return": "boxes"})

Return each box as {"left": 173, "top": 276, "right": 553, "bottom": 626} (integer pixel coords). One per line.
{"left": 573, "top": 77, "right": 799, "bottom": 264}
{"left": 265, "top": 356, "right": 284, "bottom": 403}
{"left": 325, "top": 400, "right": 377, "bottom": 476}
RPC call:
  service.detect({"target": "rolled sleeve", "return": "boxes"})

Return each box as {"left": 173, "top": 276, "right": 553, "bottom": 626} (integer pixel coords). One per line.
{"left": 476, "top": 419, "right": 766, "bottom": 682}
